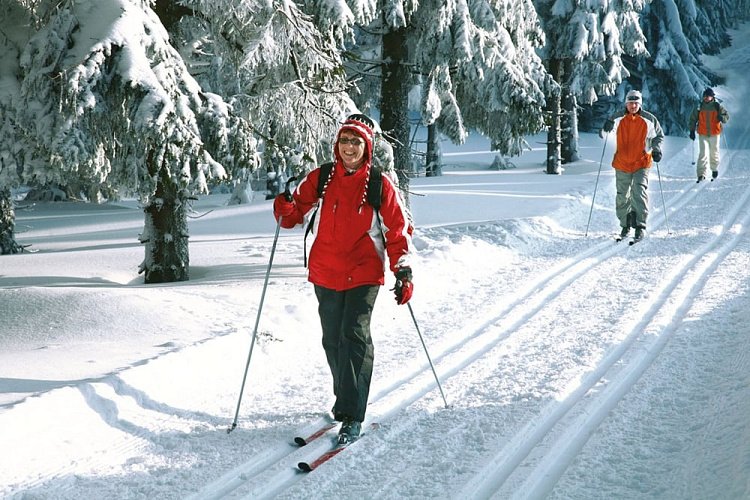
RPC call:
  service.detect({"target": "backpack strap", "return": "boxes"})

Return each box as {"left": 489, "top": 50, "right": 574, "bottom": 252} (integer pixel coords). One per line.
{"left": 304, "top": 163, "right": 334, "bottom": 268}
{"left": 367, "top": 166, "right": 382, "bottom": 211}
{"left": 317, "top": 162, "right": 334, "bottom": 198}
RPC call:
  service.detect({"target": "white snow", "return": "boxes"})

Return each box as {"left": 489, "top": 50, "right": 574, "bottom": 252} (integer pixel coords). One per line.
{"left": 2, "top": 24, "right": 750, "bottom": 500}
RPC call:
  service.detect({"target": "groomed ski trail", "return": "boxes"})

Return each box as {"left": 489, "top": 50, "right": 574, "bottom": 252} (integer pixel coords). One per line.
{"left": 459, "top": 148, "right": 750, "bottom": 499}
{"left": 189, "top": 133, "right": 749, "bottom": 498}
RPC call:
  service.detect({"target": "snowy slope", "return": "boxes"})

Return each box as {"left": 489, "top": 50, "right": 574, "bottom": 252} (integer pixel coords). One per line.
{"left": 2, "top": 25, "right": 750, "bottom": 500}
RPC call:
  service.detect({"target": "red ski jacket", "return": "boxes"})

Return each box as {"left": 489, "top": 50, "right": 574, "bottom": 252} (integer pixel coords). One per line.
{"left": 279, "top": 161, "right": 413, "bottom": 291}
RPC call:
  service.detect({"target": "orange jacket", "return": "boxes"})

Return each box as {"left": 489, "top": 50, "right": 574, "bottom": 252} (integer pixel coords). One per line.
{"left": 689, "top": 100, "right": 729, "bottom": 137}
{"left": 605, "top": 109, "right": 665, "bottom": 174}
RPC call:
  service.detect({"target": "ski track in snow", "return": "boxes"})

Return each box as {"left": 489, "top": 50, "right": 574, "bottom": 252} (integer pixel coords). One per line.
{"left": 5, "top": 90, "right": 750, "bottom": 498}
{"left": 6, "top": 143, "right": 750, "bottom": 498}
{"left": 178, "top": 130, "right": 750, "bottom": 498}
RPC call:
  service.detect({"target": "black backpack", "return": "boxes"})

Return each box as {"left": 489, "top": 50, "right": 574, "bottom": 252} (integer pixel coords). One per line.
{"left": 304, "top": 162, "right": 383, "bottom": 267}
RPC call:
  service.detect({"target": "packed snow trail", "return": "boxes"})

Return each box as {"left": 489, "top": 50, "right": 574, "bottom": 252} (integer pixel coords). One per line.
{"left": 6, "top": 136, "right": 749, "bottom": 499}
{"left": 263, "top": 120, "right": 750, "bottom": 498}
{"left": 464, "top": 150, "right": 750, "bottom": 499}
{"left": 182, "top": 139, "right": 750, "bottom": 499}
{"left": 5, "top": 75, "right": 750, "bottom": 498}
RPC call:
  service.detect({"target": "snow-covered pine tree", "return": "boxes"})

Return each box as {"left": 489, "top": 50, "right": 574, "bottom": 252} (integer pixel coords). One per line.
{"left": 3, "top": 0, "right": 256, "bottom": 282}
{"left": 304, "top": 0, "right": 550, "bottom": 202}
{"left": 630, "top": 0, "right": 740, "bottom": 135}
{"left": 168, "top": 0, "right": 357, "bottom": 198}
{"left": 434, "top": 0, "right": 551, "bottom": 158}
{"left": 586, "top": 0, "right": 748, "bottom": 136}
{"left": 0, "top": 1, "right": 43, "bottom": 254}
{"left": 533, "top": 0, "right": 649, "bottom": 173}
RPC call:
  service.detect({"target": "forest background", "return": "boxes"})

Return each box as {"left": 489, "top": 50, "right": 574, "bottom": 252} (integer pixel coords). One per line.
{"left": 1, "top": 0, "right": 749, "bottom": 281}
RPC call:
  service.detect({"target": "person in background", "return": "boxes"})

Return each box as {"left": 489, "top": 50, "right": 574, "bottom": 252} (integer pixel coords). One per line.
{"left": 688, "top": 87, "right": 729, "bottom": 182}
{"left": 273, "top": 114, "right": 414, "bottom": 444}
{"left": 600, "top": 90, "right": 665, "bottom": 242}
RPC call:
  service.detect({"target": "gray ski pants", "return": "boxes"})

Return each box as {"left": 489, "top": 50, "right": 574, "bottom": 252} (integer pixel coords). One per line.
{"left": 615, "top": 167, "right": 650, "bottom": 229}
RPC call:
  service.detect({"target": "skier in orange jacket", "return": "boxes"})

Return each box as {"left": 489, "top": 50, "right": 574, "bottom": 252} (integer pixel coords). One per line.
{"left": 600, "top": 90, "right": 665, "bottom": 242}
{"left": 688, "top": 87, "right": 729, "bottom": 182}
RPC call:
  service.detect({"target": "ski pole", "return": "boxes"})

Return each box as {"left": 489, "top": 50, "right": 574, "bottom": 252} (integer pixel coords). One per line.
{"left": 585, "top": 132, "right": 609, "bottom": 237}
{"left": 228, "top": 176, "right": 297, "bottom": 434}
{"left": 722, "top": 130, "right": 732, "bottom": 171}
{"left": 407, "top": 303, "right": 449, "bottom": 409}
{"left": 691, "top": 135, "right": 695, "bottom": 165}
{"left": 654, "top": 162, "right": 670, "bottom": 234}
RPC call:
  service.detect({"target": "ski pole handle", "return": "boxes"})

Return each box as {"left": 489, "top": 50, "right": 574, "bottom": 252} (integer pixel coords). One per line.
{"left": 284, "top": 176, "right": 297, "bottom": 202}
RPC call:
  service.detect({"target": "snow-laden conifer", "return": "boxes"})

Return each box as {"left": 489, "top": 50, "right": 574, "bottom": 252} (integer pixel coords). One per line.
{"left": 534, "top": 0, "right": 649, "bottom": 171}
{"left": 172, "top": 0, "right": 357, "bottom": 193}
{"left": 633, "top": 0, "right": 738, "bottom": 135}
{"left": 1, "top": 0, "right": 257, "bottom": 280}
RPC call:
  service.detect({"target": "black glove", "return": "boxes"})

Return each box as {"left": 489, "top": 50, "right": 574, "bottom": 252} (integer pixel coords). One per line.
{"left": 689, "top": 129, "right": 696, "bottom": 141}
{"left": 652, "top": 149, "right": 662, "bottom": 163}
{"left": 393, "top": 267, "right": 413, "bottom": 305}
{"left": 599, "top": 120, "right": 613, "bottom": 138}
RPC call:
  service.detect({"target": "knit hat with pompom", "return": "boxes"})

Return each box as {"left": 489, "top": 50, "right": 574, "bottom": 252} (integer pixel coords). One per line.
{"left": 335, "top": 114, "right": 375, "bottom": 163}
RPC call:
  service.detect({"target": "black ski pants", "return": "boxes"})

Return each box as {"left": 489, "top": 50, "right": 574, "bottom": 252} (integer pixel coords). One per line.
{"left": 314, "top": 284, "right": 379, "bottom": 422}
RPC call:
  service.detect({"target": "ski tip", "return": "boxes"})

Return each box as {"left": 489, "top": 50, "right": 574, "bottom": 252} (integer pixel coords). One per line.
{"left": 294, "top": 437, "right": 308, "bottom": 446}
{"left": 298, "top": 462, "right": 314, "bottom": 472}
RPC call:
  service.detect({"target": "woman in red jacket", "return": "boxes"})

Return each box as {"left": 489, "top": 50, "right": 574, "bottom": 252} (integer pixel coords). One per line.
{"left": 273, "top": 114, "right": 414, "bottom": 444}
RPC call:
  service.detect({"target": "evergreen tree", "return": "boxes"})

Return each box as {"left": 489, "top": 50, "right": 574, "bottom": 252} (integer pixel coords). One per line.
{"left": 631, "top": 0, "right": 729, "bottom": 136}
{"left": 305, "top": 0, "right": 551, "bottom": 197}
{"left": 584, "top": 0, "right": 747, "bottom": 136}
{"left": 533, "top": 0, "right": 649, "bottom": 173}
{"left": 170, "top": 0, "right": 357, "bottom": 197}
{"left": 0, "top": 0, "right": 256, "bottom": 281}
{"left": 0, "top": 1, "right": 43, "bottom": 254}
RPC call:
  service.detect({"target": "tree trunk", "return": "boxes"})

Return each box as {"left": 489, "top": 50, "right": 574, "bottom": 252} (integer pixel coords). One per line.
{"left": 561, "top": 59, "right": 580, "bottom": 163}
{"left": 545, "top": 58, "right": 562, "bottom": 175}
{"left": 381, "top": 26, "right": 412, "bottom": 205}
{"left": 139, "top": 172, "right": 190, "bottom": 283}
{"left": 425, "top": 123, "right": 442, "bottom": 177}
{"left": 152, "top": 0, "right": 194, "bottom": 34}
{"left": 0, "top": 187, "right": 23, "bottom": 255}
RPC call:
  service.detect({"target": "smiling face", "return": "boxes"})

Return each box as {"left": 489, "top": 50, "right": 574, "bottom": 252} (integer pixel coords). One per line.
{"left": 626, "top": 101, "right": 641, "bottom": 114}
{"left": 337, "top": 130, "right": 367, "bottom": 171}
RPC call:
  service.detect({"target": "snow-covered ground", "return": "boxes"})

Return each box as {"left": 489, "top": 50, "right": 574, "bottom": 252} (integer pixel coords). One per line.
{"left": 3, "top": 25, "right": 750, "bottom": 500}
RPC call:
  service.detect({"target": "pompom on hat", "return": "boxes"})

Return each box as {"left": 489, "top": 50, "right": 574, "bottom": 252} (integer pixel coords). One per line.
{"left": 625, "top": 90, "right": 642, "bottom": 104}
{"left": 703, "top": 87, "right": 715, "bottom": 97}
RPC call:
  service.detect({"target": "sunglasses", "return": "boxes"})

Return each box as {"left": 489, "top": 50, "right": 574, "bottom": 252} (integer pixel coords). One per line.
{"left": 338, "top": 138, "right": 365, "bottom": 146}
